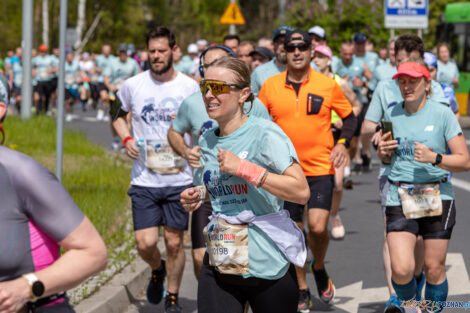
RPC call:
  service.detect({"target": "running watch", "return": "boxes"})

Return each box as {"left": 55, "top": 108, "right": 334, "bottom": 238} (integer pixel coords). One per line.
{"left": 23, "top": 273, "right": 45, "bottom": 300}
{"left": 337, "top": 138, "right": 350, "bottom": 149}
{"left": 433, "top": 153, "right": 443, "bottom": 166}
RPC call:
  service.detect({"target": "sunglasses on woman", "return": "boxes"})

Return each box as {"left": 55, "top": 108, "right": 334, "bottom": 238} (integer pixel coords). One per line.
{"left": 200, "top": 79, "right": 246, "bottom": 97}
{"left": 285, "top": 43, "right": 311, "bottom": 53}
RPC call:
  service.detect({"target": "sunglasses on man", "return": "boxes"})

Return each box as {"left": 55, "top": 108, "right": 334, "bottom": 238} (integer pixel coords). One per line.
{"left": 285, "top": 43, "right": 311, "bottom": 53}
{"left": 200, "top": 79, "right": 247, "bottom": 97}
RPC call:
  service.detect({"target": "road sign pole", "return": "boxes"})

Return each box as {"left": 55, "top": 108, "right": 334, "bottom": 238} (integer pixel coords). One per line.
{"left": 21, "top": 0, "right": 33, "bottom": 120}
{"left": 230, "top": 24, "right": 236, "bottom": 35}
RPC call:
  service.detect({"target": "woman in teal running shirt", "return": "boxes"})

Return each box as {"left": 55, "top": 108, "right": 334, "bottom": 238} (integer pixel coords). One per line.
{"left": 180, "top": 57, "right": 309, "bottom": 313}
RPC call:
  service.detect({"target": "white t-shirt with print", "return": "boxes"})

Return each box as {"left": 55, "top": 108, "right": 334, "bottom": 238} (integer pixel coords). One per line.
{"left": 118, "top": 70, "right": 199, "bottom": 187}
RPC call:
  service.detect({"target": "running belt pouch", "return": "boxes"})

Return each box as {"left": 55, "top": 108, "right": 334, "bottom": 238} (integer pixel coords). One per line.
{"left": 306, "top": 93, "right": 323, "bottom": 115}
{"left": 397, "top": 183, "right": 443, "bottom": 219}
{"left": 203, "top": 217, "right": 249, "bottom": 275}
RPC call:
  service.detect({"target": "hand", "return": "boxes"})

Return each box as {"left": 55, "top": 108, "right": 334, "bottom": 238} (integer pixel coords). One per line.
{"left": 180, "top": 187, "right": 203, "bottom": 212}
{"left": 377, "top": 132, "right": 398, "bottom": 158}
{"left": 185, "top": 146, "right": 202, "bottom": 168}
{"left": 0, "top": 277, "right": 31, "bottom": 313}
{"left": 330, "top": 143, "right": 348, "bottom": 168}
{"left": 217, "top": 148, "right": 240, "bottom": 175}
{"left": 414, "top": 142, "right": 435, "bottom": 164}
{"left": 352, "top": 77, "right": 363, "bottom": 88}
{"left": 371, "top": 131, "right": 382, "bottom": 147}
{"left": 171, "top": 113, "right": 177, "bottom": 121}
{"left": 333, "top": 119, "right": 343, "bottom": 129}
{"left": 452, "top": 77, "right": 459, "bottom": 89}
{"left": 125, "top": 139, "right": 140, "bottom": 159}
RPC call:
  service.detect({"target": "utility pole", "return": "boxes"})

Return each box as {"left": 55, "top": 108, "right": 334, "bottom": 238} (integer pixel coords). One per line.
{"left": 21, "top": 0, "right": 33, "bottom": 119}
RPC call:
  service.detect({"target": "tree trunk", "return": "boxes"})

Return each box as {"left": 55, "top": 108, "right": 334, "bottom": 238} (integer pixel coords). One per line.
{"left": 42, "top": 0, "right": 49, "bottom": 47}
{"left": 74, "top": 0, "right": 86, "bottom": 50}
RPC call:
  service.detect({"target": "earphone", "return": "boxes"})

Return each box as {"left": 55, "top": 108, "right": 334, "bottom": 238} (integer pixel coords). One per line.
{"left": 199, "top": 45, "right": 236, "bottom": 78}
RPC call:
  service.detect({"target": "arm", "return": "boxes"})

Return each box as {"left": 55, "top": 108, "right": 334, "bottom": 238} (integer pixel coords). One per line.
{"left": 339, "top": 78, "right": 361, "bottom": 116}
{"left": 414, "top": 134, "right": 470, "bottom": 172}
{"left": 112, "top": 109, "right": 139, "bottom": 159}
{"left": 363, "top": 63, "right": 372, "bottom": 81}
{"left": 167, "top": 126, "right": 201, "bottom": 168}
{"left": 104, "top": 74, "right": 115, "bottom": 93}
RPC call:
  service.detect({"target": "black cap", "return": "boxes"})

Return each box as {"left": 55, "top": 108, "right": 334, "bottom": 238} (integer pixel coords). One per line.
{"left": 117, "top": 43, "right": 127, "bottom": 52}
{"left": 272, "top": 26, "right": 294, "bottom": 41}
{"left": 284, "top": 29, "right": 310, "bottom": 46}
{"left": 353, "top": 32, "right": 367, "bottom": 43}
{"left": 249, "top": 47, "right": 274, "bottom": 60}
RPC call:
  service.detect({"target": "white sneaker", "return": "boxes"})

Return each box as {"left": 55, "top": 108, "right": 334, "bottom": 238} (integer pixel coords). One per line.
{"left": 65, "top": 114, "right": 73, "bottom": 122}
{"left": 96, "top": 109, "right": 104, "bottom": 121}
{"left": 330, "top": 214, "right": 345, "bottom": 239}
{"left": 103, "top": 115, "right": 110, "bottom": 122}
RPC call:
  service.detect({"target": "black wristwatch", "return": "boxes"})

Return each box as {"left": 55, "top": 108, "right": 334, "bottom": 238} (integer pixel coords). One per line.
{"left": 23, "top": 273, "right": 45, "bottom": 300}
{"left": 337, "top": 138, "right": 350, "bottom": 148}
{"left": 433, "top": 153, "right": 443, "bottom": 166}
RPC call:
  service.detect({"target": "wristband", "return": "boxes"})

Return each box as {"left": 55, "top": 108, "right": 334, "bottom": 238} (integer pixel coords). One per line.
{"left": 235, "top": 159, "right": 266, "bottom": 187}
{"left": 258, "top": 171, "right": 269, "bottom": 188}
{"left": 122, "top": 136, "right": 133, "bottom": 147}
{"left": 196, "top": 185, "right": 206, "bottom": 201}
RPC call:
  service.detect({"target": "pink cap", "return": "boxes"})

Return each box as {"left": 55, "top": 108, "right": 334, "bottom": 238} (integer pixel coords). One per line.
{"left": 392, "top": 62, "right": 430, "bottom": 80}
{"left": 313, "top": 45, "right": 332, "bottom": 59}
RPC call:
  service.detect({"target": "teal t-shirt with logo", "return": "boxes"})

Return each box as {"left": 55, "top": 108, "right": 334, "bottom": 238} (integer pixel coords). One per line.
{"left": 336, "top": 58, "right": 366, "bottom": 104}
{"left": 365, "top": 79, "right": 449, "bottom": 178}
{"left": 251, "top": 59, "right": 285, "bottom": 96}
{"left": 65, "top": 59, "right": 80, "bottom": 89}
{"left": 385, "top": 99, "right": 461, "bottom": 206}
{"left": 32, "top": 55, "right": 54, "bottom": 82}
{"left": 172, "top": 91, "right": 271, "bottom": 185}
{"left": 354, "top": 51, "right": 379, "bottom": 72}
{"left": 437, "top": 60, "right": 459, "bottom": 88}
{"left": 105, "top": 57, "right": 139, "bottom": 87}
{"left": 12, "top": 62, "right": 23, "bottom": 87}
{"left": 198, "top": 115, "right": 298, "bottom": 279}
{"left": 95, "top": 54, "right": 116, "bottom": 82}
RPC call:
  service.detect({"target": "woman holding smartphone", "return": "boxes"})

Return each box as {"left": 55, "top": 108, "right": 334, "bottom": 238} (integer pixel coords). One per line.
{"left": 377, "top": 58, "right": 470, "bottom": 312}
{"left": 180, "top": 57, "right": 309, "bottom": 313}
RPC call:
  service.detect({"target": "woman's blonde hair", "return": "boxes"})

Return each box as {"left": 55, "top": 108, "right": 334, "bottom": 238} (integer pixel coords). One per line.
{"left": 398, "top": 57, "right": 432, "bottom": 96}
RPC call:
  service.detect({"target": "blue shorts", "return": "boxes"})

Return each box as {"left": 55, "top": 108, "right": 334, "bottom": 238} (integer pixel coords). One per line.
{"left": 128, "top": 184, "right": 191, "bottom": 231}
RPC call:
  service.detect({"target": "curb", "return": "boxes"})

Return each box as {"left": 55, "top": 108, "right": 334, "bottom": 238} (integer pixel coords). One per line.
{"left": 74, "top": 257, "right": 151, "bottom": 313}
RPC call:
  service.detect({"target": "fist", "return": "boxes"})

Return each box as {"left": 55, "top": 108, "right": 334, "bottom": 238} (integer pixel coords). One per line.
{"left": 217, "top": 148, "right": 240, "bottom": 175}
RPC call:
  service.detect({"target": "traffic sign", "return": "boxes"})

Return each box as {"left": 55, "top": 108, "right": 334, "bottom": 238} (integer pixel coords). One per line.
{"left": 220, "top": 2, "right": 245, "bottom": 25}
{"left": 384, "top": 0, "right": 428, "bottom": 29}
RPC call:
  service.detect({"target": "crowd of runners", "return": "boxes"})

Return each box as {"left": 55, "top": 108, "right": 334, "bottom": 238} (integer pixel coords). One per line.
{"left": 0, "top": 20, "right": 467, "bottom": 313}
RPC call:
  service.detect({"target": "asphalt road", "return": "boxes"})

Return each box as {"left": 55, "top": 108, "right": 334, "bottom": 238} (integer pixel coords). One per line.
{"left": 66, "top": 109, "right": 470, "bottom": 313}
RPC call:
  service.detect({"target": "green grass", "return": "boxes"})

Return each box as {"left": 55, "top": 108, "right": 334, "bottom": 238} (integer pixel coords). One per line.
{"left": 3, "top": 115, "right": 132, "bottom": 247}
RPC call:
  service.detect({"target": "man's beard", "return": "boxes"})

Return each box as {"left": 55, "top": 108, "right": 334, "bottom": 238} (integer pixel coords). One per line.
{"left": 149, "top": 54, "right": 173, "bottom": 75}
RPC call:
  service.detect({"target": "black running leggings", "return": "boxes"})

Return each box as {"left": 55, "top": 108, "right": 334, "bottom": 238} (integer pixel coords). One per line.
{"left": 198, "top": 254, "right": 298, "bottom": 313}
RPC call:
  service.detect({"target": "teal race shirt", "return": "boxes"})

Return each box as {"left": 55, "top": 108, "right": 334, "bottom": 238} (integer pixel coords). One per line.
{"left": 251, "top": 59, "right": 285, "bottom": 96}
{"left": 12, "top": 62, "right": 23, "bottom": 88}
{"left": 95, "top": 54, "right": 116, "bottom": 83}
{"left": 104, "top": 57, "right": 139, "bottom": 87}
{"left": 331, "top": 55, "right": 341, "bottom": 74}
{"left": 65, "top": 59, "right": 80, "bottom": 89}
{"left": 32, "top": 55, "right": 55, "bottom": 82}
{"left": 172, "top": 91, "right": 271, "bottom": 185}
{"left": 198, "top": 116, "right": 298, "bottom": 279}
{"left": 385, "top": 99, "right": 461, "bottom": 206}
{"left": 336, "top": 58, "right": 366, "bottom": 104}
{"left": 369, "top": 62, "right": 397, "bottom": 91}
{"left": 354, "top": 51, "right": 379, "bottom": 72}
{"left": 366, "top": 79, "right": 450, "bottom": 178}
{"left": 437, "top": 60, "right": 459, "bottom": 88}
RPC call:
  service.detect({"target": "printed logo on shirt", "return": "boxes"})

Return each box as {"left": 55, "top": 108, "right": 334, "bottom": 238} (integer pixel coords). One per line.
{"left": 203, "top": 170, "right": 248, "bottom": 200}
{"left": 199, "top": 121, "right": 215, "bottom": 137}
{"left": 387, "top": 101, "right": 398, "bottom": 108}
{"left": 238, "top": 151, "right": 248, "bottom": 159}
{"left": 396, "top": 137, "right": 414, "bottom": 160}
{"left": 140, "top": 96, "right": 179, "bottom": 126}
{"left": 424, "top": 125, "right": 434, "bottom": 132}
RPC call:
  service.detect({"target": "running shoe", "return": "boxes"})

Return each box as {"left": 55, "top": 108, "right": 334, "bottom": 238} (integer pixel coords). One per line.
{"left": 146, "top": 260, "right": 166, "bottom": 305}
{"left": 311, "top": 263, "right": 335, "bottom": 304}
{"left": 415, "top": 272, "right": 425, "bottom": 301}
{"left": 164, "top": 293, "right": 182, "bottom": 313}
{"left": 297, "top": 288, "right": 311, "bottom": 313}
{"left": 352, "top": 162, "right": 362, "bottom": 174}
{"left": 361, "top": 154, "right": 371, "bottom": 172}
{"left": 96, "top": 109, "right": 105, "bottom": 121}
{"left": 330, "top": 214, "right": 345, "bottom": 240}
{"left": 343, "top": 176, "right": 354, "bottom": 189}
{"left": 384, "top": 294, "right": 403, "bottom": 313}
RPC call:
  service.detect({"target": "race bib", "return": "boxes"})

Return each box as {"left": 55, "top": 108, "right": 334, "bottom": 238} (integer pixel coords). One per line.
{"left": 203, "top": 217, "right": 249, "bottom": 275}
{"left": 144, "top": 139, "right": 185, "bottom": 174}
{"left": 398, "top": 183, "right": 442, "bottom": 219}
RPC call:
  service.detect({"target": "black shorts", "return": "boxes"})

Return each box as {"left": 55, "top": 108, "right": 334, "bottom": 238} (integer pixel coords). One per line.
{"left": 128, "top": 184, "right": 191, "bottom": 231}
{"left": 198, "top": 253, "right": 298, "bottom": 313}
{"left": 13, "top": 87, "right": 21, "bottom": 96}
{"left": 353, "top": 101, "right": 369, "bottom": 137}
{"left": 191, "top": 201, "right": 213, "bottom": 249}
{"left": 28, "top": 296, "right": 75, "bottom": 313}
{"left": 49, "top": 77, "right": 58, "bottom": 92}
{"left": 284, "top": 175, "right": 334, "bottom": 222}
{"left": 65, "top": 88, "right": 79, "bottom": 101}
{"left": 90, "top": 82, "right": 108, "bottom": 98}
{"left": 36, "top": 81, "right": 51, "bottom": 98}
{"left": 386, "top": 199, "right": 456, "bottom": 239}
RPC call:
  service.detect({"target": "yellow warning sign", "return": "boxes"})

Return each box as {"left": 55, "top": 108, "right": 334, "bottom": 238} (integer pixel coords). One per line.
{"left": 220, "top": 2, "right": 245, "bottom": 25}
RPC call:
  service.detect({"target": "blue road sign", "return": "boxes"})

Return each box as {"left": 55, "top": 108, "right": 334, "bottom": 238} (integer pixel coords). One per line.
{"left": 384, "top": 0, "right": 428, "bottom": 29}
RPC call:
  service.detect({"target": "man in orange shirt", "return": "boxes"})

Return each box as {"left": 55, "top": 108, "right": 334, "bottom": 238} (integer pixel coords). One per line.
{"left": 258, "top": 29, "right": 357, "bottom": 312}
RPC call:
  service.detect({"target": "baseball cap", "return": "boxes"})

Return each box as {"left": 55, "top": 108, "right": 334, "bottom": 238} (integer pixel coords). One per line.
{"left": 284, "top": 29, "right": 310, "bottom": 46}
{"left": 313, "top": 45, "right": 332, "bottom": 59}
{"left": 308, "top": 26, "right": 326, "bottom": 40}
{"left": 272, "top": 26, "right": 293, "bottom": 41}
{"left": 82, "top": 52, "right": 90, "bottom": 58}
{"left": 249, "top": 47, "right": 274, "bottom": 60}
{"left": 196, "top": 39, "right": 208, "bottom": 46}
{"left": 187, "top": 43, "right": 198, "bottom": 54}
{"left": 117, "top": 43, "right": 127, "bottom": 52}
{"left": 424, "top": 52, "right": 438, "bottom": 68}
{"left": 392, "top": 62, "right": 430, "bottom": 80}
{"left": 39, "top": 44, "right": 48, "bottom": 52}
{"left": 353, "top": 32, "right": 367, "bottom": 44}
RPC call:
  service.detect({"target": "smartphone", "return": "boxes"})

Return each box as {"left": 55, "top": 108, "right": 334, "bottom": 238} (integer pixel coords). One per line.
{"left": 381, "top": 121, "right": 394, "bottom": 141}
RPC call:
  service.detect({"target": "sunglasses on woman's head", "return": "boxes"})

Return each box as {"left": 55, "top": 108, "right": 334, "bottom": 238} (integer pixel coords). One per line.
{"left": 200, "top": 80, "right": 246, "bottom": 97}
